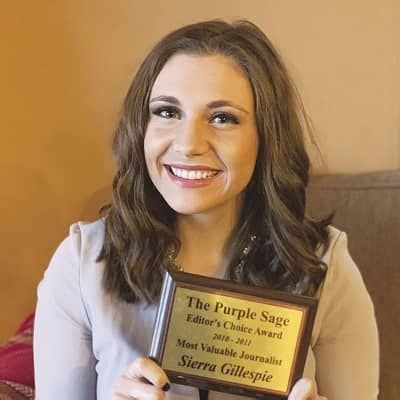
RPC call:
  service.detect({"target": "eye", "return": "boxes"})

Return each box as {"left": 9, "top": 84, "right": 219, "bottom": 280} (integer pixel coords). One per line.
{"left": 210, "top": 112, "right": 239, "bottom": 125}
{"left": 151, "top": 106, "right": 180, "bottom": 120}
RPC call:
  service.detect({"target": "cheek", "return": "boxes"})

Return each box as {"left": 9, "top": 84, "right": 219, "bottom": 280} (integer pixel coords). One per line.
{"left": 230, "top": 132, "right": 259, "bottom": 171}
{"left": 144, "top": 129, "right": 168, "bottom": 170}
{"left": 143, "top": 132, "right": 152, "bottom": 158}
{"left": 231, "top": 134, "right": 259, "bottom": 188}
{"left": 143, "top": 135, "right": 153, "bottom": 174}
{"left": 144, "top": 136, "right": 162, "bottom": 184}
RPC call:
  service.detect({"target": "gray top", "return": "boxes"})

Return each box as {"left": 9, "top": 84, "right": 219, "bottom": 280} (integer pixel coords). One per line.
{"left": 33, "top": 219, "right": 379, "bottom": 399}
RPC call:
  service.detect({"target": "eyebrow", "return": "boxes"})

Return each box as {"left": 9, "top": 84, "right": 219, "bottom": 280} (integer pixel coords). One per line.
{"left": 149, "top": 95, "right": 249, "bottom": 114}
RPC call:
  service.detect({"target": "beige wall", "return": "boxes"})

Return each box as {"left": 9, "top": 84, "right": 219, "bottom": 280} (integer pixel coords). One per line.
{"left": 1, "top": 1, "right": 398, "bottom": 343}
{"left": 396, "top": 1, "right": 400, "bottom": 167}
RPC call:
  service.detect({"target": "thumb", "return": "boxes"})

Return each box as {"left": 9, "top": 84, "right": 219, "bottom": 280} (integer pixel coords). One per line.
{"left": 288, "top": 378, "right": 320, "bottom": 400}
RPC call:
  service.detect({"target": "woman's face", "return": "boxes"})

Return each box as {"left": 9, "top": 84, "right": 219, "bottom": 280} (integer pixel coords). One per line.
{"left": 144, "top": 53, "right": 259, "bottom": 217}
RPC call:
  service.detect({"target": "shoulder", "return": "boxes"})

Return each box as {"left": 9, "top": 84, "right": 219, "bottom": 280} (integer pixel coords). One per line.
{"left": 47, "top": 219, "right": 106, "bottom": 270}
{"left": 319, "top": 226, "right": 367, "bottom": 297}
{"left": 37, "top": 219, "right": 107, "bottom": 327}
{"left": 68, "top": 218, "right": 106, "bottom": 255}
{"left": 311, "top": 226, "right": 375, "bottom": 343}
{"left": 57, "top": 217, "right": 107, "bottom": 291}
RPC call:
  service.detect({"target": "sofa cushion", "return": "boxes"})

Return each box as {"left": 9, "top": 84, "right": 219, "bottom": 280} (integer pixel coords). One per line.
{"left": 307, "top": 170, "right": 400, "bottom": 400}
{"left": 0, "top": 314, "right": 34, "bottom": 399}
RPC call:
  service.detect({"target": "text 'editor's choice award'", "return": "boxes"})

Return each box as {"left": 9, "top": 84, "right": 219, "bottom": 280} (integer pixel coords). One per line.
{"left": 149, "top": 270, "right": 317, "bottom": 399}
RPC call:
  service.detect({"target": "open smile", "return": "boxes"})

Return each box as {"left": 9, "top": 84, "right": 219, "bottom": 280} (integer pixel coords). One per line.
{"left": 169, "top": 166, "right": 219, "bottom": 180}
{"left": 164, "top": 164, "right": 222, "bottom": 186}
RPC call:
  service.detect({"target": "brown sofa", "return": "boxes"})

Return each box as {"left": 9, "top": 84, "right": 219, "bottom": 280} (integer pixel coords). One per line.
{"left": 307, "top": 170, "right": 400, "bottom": 400}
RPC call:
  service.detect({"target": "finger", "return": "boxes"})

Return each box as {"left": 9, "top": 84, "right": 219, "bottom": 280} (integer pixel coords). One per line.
{"left": 288, "top": 378, "right": 318, "bottom": 400}
{"left": 126, "top": 357, "right": 169, "bottom": 389}
{"left": 114, "top": 375, "right": 166, "bottom": 400}
{"left": 112, "top": 394, "right": 131, "bottom": 400}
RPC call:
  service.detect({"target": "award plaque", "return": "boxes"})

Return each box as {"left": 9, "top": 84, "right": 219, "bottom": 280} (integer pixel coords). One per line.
{"left": 149, "top": 270, "right": 317, "bottom": 399}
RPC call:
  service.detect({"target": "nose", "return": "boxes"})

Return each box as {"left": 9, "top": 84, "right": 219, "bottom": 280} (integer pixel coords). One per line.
{"left": 172, "top": 118, "right": 209, "bottom": 156}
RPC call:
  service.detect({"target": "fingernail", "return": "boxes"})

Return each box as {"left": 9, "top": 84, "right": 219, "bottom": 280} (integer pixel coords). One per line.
{"left": 162, "top": 383, "right": 170, "bottom": 392}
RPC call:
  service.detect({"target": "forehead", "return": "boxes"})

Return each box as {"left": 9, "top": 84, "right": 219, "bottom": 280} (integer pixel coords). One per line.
{"left": 150, "top": 53, "right": 254, "bottom": 109}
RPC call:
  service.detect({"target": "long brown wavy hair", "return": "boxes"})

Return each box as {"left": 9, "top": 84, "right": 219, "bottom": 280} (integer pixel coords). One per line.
{"left": 97, "top": 19, "right": 332, "bottom": 303}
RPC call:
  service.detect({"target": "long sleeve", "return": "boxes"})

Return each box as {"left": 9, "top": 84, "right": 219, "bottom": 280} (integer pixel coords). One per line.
{"left": 34, "top": 227, "right": 97, "bottom": 400}
{"left": 314, "top": 232, "right": 379, "bottom": 399}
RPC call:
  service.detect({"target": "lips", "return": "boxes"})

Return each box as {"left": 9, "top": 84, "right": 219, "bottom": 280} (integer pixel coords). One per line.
{"left": 170, "top": 167, "right": 219, "bottom": 180}
{"left": 164, "top": 164, "right": 221, "bottom": 181}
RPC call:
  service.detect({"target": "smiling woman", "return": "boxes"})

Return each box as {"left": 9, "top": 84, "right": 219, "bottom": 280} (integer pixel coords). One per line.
{"left": 144, "top": 54, "right": 258, "bottom": 218}
{"left": 33, "top": 19, "right": 378, "bottom": 400}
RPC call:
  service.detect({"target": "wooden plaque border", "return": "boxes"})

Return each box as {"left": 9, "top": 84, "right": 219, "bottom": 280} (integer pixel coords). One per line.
{"left": 149, "top": 270, "right": 317, "bottom": 399}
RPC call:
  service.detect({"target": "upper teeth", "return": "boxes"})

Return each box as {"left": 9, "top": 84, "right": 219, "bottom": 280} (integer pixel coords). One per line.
{"left": 170, "top": 167, "right": 219, "bottom": 180}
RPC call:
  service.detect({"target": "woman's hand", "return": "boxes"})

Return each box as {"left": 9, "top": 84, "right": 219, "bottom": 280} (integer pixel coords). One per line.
{"left": 112, "top": 357, "right": 170, "bottom": 400}
{"left": 112, "top": 360, "right": 326, "bottom": 400}
{"left": 288, "top": 378, "right": 328, "bottom": 400}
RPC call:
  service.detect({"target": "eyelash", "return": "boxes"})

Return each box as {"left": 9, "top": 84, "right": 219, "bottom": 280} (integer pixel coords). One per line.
{"left": 151, "top": 106, "right": 239, "bottom": 125}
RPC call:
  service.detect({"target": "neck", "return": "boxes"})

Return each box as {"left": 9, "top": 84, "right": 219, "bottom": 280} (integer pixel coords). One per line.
{"left": 175, "top": 202, "right": 242, "bottom": 277}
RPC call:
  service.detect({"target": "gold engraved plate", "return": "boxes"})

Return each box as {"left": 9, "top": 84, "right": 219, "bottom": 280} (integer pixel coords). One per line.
{"left": 150, "top": 271, "right": 317, "bottom": 399}
{"left": 163, "top": 287, "right": 304, "bottom": 393}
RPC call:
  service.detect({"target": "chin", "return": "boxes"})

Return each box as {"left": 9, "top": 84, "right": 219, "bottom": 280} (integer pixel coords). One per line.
{"left": 164, "top": 196, "right": 233, "bottom": 217}
{"left": 167, "top": 202, "right": 211, "bottom": 216}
